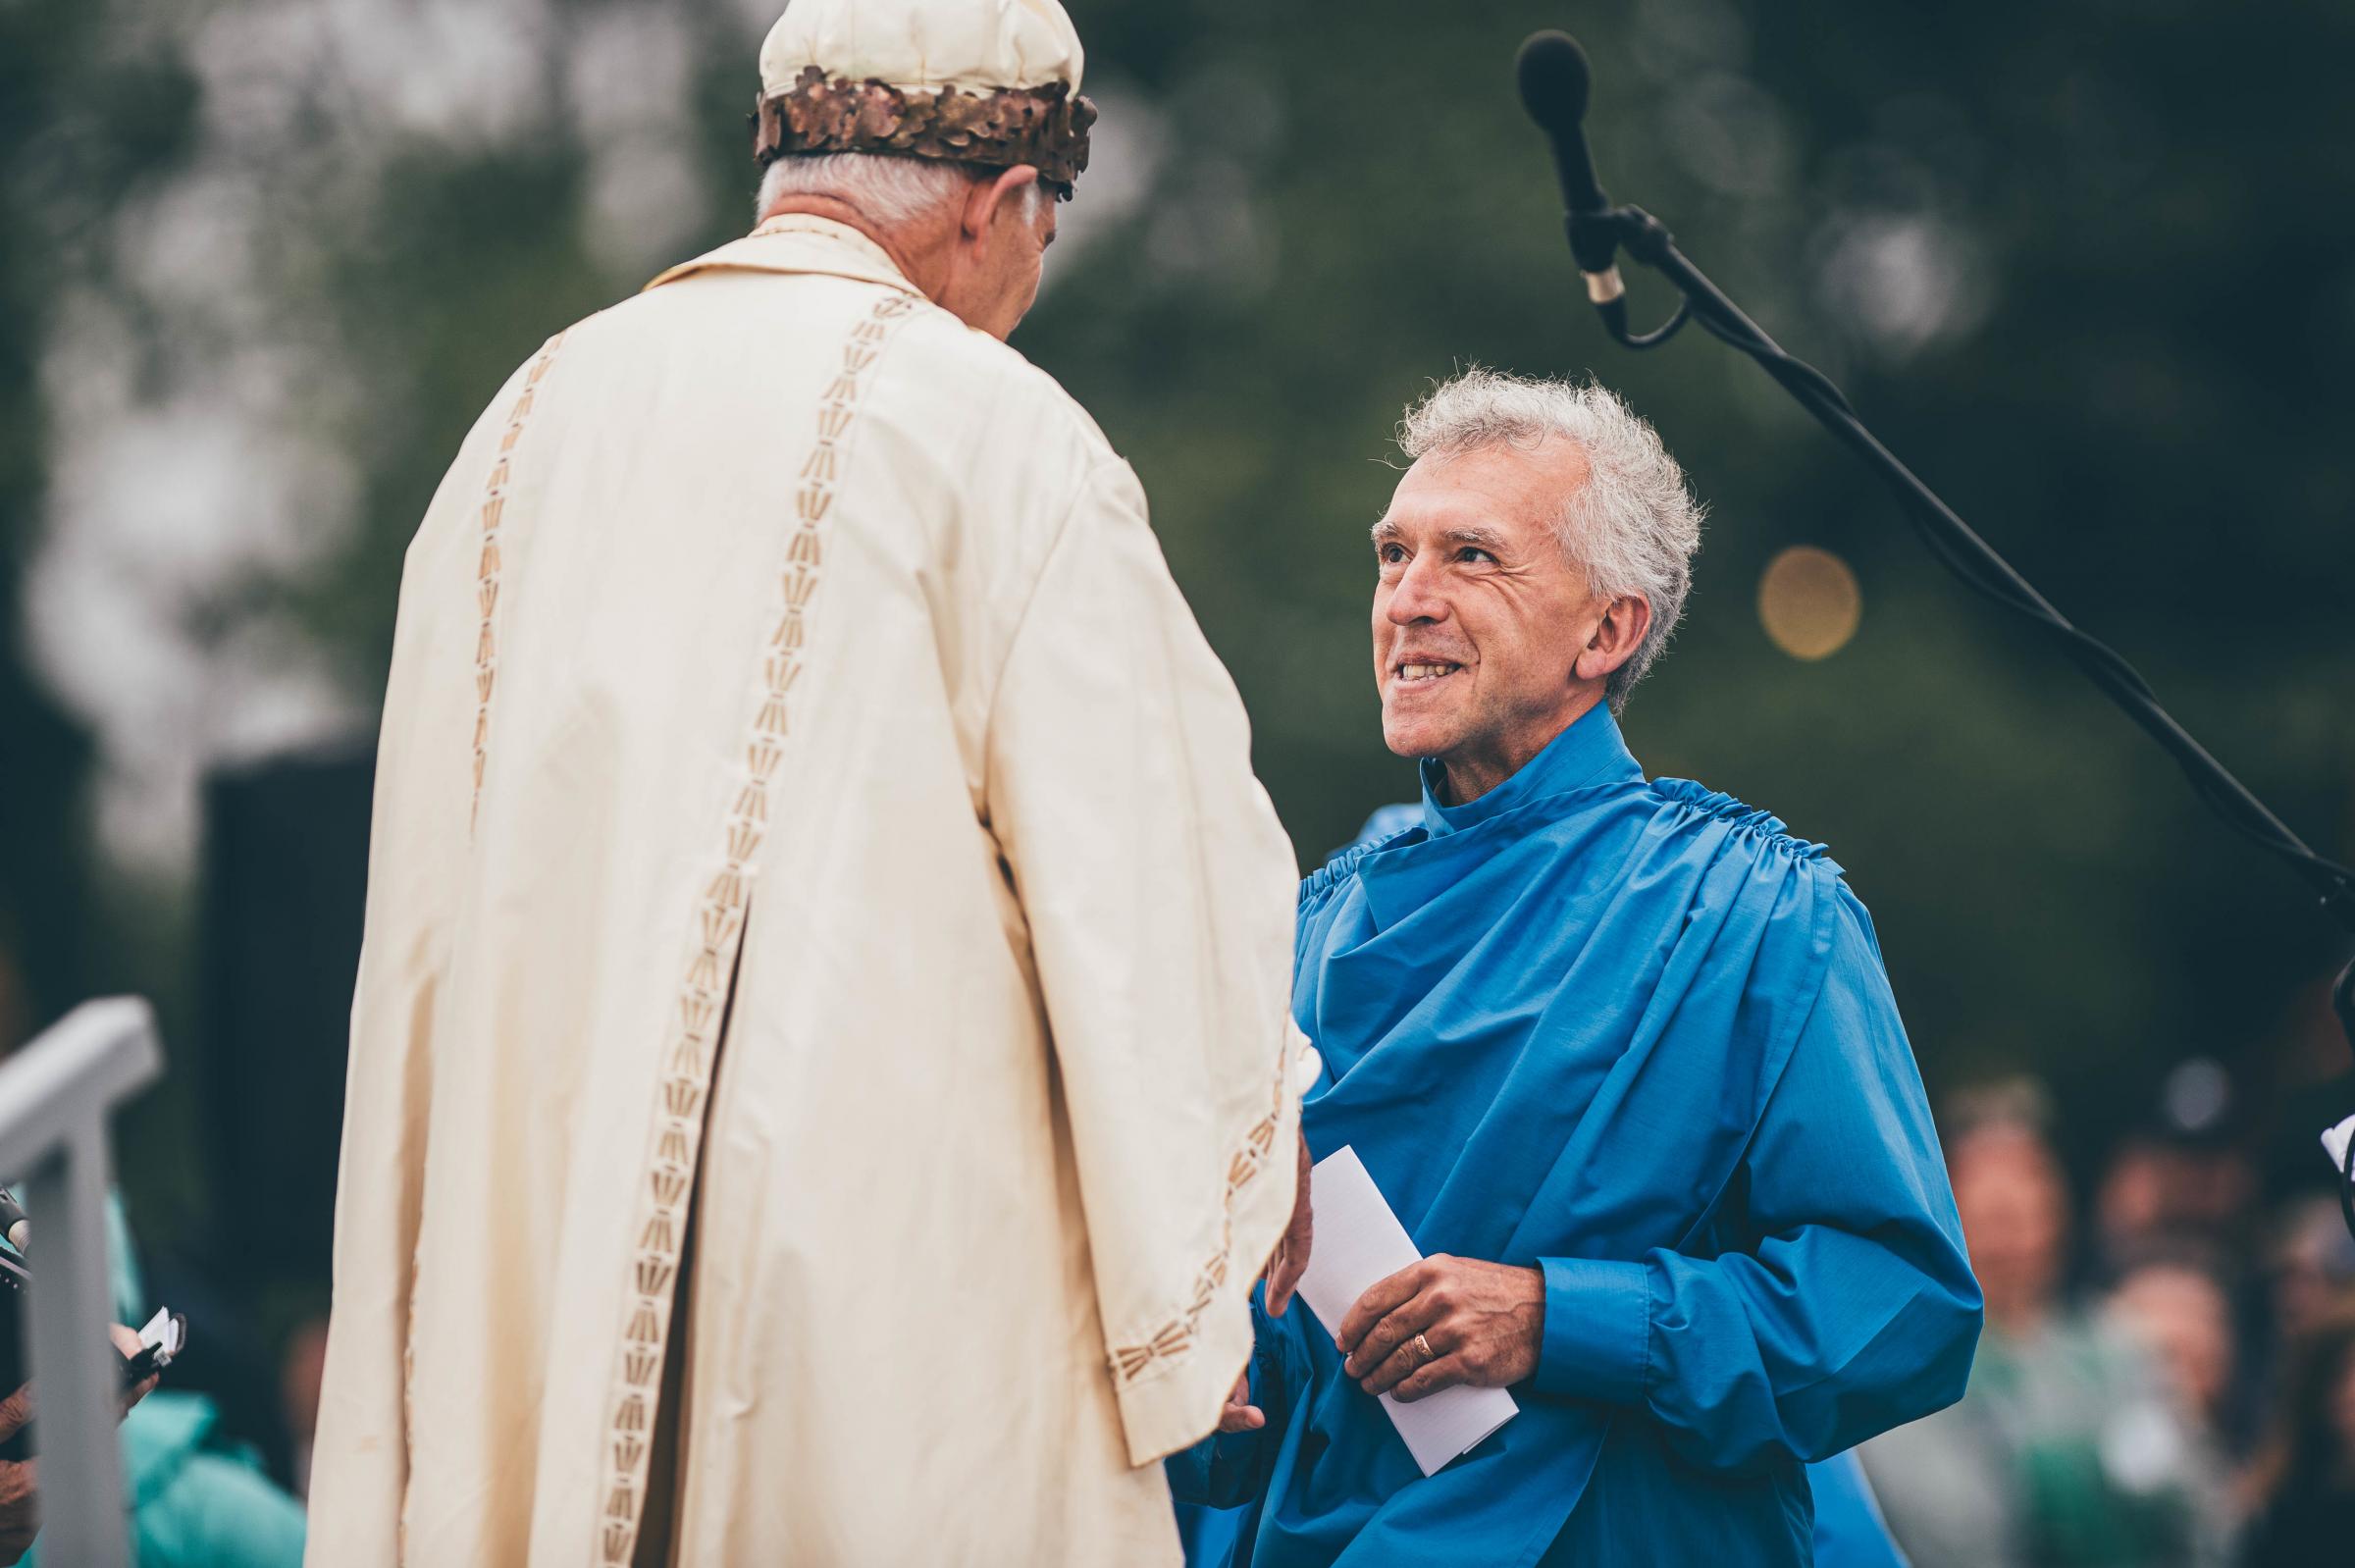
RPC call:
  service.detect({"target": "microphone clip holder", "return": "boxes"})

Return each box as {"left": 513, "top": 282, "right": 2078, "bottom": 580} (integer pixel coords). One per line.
{"left": 1569, "top": 205, "right": 1692, "bottom": 349}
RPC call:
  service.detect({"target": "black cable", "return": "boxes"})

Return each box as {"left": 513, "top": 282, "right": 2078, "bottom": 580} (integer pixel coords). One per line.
{"left": 1706, "top": 318, "right": 2273, "bottom": 810}
{"left": 1599, "top": 222, "right": 2355, "bottom": 918}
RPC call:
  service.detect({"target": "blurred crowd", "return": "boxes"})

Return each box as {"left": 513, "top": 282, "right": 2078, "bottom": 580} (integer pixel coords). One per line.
{"left": 1860, "top": 1076, "right": 2355, "bottom": 1568}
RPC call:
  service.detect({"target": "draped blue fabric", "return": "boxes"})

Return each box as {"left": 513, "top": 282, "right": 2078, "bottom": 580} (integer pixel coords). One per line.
{"left": 1806, "top": 1450, "right": 1911, "bottom": 1568}
{"left": 1170, "top": 706, "right": 1977, "bottom": 1566}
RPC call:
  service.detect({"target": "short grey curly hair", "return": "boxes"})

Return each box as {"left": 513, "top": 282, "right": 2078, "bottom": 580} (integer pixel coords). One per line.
{"left": 1398, "top": 369, "right": 1705, "bottom": 711}
{"left": 755, "top": 151, "right": 1041, "bottom": 228}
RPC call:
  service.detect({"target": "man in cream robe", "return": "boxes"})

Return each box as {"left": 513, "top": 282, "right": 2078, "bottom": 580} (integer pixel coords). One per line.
{"left": 306, "top": 3, "right": 1308, "bottom": 1563}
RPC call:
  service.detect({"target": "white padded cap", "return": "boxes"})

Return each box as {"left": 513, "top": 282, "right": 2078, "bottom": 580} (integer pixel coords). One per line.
{"left": 759, "top": 0, "right": 1086, "bottom": 99}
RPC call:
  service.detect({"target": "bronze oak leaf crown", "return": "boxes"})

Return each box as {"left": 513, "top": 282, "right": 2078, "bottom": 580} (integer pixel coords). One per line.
{"left": 753, "top": 66, "right": 1096, "bottom": 200}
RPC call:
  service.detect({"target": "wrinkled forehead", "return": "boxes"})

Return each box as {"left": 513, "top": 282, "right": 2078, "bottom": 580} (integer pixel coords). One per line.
{"left": 1377, "top": 438, "right": 1591, "bottom": 547}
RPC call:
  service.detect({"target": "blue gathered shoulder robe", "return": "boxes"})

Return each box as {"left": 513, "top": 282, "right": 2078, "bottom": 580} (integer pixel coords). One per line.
{"left": 1169, "top": 706, "right": 1979, "bottom": 1566}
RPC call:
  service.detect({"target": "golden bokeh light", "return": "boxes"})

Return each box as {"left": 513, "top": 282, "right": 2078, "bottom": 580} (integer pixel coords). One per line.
{"left": 1757, "top": 546, "right": 1862, "bottom": 661}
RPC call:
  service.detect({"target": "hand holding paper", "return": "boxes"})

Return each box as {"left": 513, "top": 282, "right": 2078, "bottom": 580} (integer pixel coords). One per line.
{"left": 1294, "top": 1147, "right": 1517, "bottom": 1476}
{"left": 1337, "top": 1253, "right": 1544, "bottom": 1400}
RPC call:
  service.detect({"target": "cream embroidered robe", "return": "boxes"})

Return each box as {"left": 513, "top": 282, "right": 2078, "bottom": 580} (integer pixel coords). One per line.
{"left": 305, "top": 217, "right": 1306, "bottom": 1568}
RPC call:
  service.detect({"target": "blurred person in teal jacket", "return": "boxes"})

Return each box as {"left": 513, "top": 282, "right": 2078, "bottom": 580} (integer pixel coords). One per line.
{"left": 6, "top": 1197, "right": 303, "bottom": 1568}
{"left": 1167, "top": 370, "right": 1979, "bottom": 1565}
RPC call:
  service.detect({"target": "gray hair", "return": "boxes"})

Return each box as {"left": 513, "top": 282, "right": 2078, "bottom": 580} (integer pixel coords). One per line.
{"left": 754, "top": 152, "right": 1039, "bottom": 228}
{"left": 1398, "top": 368, "right": 1705, "bottom": 711}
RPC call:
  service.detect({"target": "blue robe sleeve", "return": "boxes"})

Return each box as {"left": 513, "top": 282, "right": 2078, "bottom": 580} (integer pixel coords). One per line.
{"left": 1533, "top": 889, "right": 1981, "bottom": 1470}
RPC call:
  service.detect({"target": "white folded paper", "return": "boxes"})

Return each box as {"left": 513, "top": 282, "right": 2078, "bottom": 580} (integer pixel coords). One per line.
{"left": 1294, "top": 1146, "right": 1517, "bottom": 1476}
{"left": 135, "top": 1305, "right": 183, "bottom": 1365}
{"left": 2324, "top": 1114, "right": 2355, "bottom": 1177}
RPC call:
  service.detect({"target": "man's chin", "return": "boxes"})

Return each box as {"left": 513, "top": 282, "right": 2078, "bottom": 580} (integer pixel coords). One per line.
{"left": 1380, "top": 717, "right": 1456, "bottom": 762}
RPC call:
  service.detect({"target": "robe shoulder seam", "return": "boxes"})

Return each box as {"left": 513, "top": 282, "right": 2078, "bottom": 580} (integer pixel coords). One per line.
{"left": 1646, "top": 776, "right": 1846, "bottom": 880}
{"left": 1299, "top": 827, "right": 1416, "bottom": 907}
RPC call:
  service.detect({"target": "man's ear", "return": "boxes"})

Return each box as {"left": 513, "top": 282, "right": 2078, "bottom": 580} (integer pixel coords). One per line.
{"left": 961, "top": 165, "right": 1042, "bottom": 245}
{"left": 1575, "top": 595, "right": 1652, "bottom": 685}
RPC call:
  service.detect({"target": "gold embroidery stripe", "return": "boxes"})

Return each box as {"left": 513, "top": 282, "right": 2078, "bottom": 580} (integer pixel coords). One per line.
{"left": 594, "top": 291, "right": 918, "bottom": 1568}
{"left": 1105, "top": 1047, "right": 1291, "bottom": 1387}
{"left": 471, "top": 332, "right": 569, "bottom": 829}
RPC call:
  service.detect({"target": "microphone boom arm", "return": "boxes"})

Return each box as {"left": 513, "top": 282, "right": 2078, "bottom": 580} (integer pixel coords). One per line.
{"left": 1524, "top": 39, "right": 2355, "bottom": 1231}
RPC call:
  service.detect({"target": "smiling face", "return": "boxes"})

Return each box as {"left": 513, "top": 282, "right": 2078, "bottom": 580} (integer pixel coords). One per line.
{"left": 1372, "top": 438, "right": 1647, "bottom": 802}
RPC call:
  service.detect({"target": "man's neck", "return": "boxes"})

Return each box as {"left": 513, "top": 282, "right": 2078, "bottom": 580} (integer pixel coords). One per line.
{"left": 1434, "top": 691, "right": 1602, "bottom": 806}
{"left": 1435, "top": 755, "right": 1519, "bottom": 808}
{"left": 758, "top": 196, "right": 949, "bottom": 304}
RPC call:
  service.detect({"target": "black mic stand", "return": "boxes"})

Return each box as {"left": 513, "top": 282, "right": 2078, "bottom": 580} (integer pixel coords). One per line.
{"left": 1522, "top": 35, "right": 2355, "bottom": 1233}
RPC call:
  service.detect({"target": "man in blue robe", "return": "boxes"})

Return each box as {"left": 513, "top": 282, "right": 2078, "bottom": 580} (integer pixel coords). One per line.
{"left": 1169, "top": 370, "right": 1980, "bottom": 1564}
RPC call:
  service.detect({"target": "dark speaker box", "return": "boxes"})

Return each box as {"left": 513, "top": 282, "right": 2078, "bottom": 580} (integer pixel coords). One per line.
{"left": 197, "top": 742, "right": 376, "bottom": 1290}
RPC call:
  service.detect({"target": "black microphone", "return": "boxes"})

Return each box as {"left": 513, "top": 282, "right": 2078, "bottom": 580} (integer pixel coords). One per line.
{"left": 1516, "top": 30, "right": 1625, "bottom": 305}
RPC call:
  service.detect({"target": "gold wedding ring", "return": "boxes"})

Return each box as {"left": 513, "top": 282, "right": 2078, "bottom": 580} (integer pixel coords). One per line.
{"left": 1413, "top": 1332, "right": 1435, "bottom": 1365}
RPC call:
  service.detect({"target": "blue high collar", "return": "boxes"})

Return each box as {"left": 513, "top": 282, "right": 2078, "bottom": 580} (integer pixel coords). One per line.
{"left": 1416, "top": 704, "right": 1644, "bottom": 838}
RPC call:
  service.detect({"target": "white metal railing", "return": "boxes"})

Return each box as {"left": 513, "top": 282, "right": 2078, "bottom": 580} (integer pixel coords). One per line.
{"left": 0, "top": 998, "right": 162, "bottom": 1568}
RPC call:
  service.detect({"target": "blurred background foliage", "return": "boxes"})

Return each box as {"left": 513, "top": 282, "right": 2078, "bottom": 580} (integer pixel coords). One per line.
{"left": 2, "top": 0, "right": 2351, "bottom": 1254}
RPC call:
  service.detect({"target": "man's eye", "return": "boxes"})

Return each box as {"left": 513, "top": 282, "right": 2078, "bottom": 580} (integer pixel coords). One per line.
{"left": 1461, "top": 547, "right": 1494, "bottom": 564}
{"left": 1377, "top": 545, "right": 1407, "bottom": 566}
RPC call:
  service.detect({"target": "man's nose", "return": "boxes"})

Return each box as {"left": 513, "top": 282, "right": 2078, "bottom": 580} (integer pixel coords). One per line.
{"left": 1386, "top": 555, "right": 1449, "bottom": 625}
